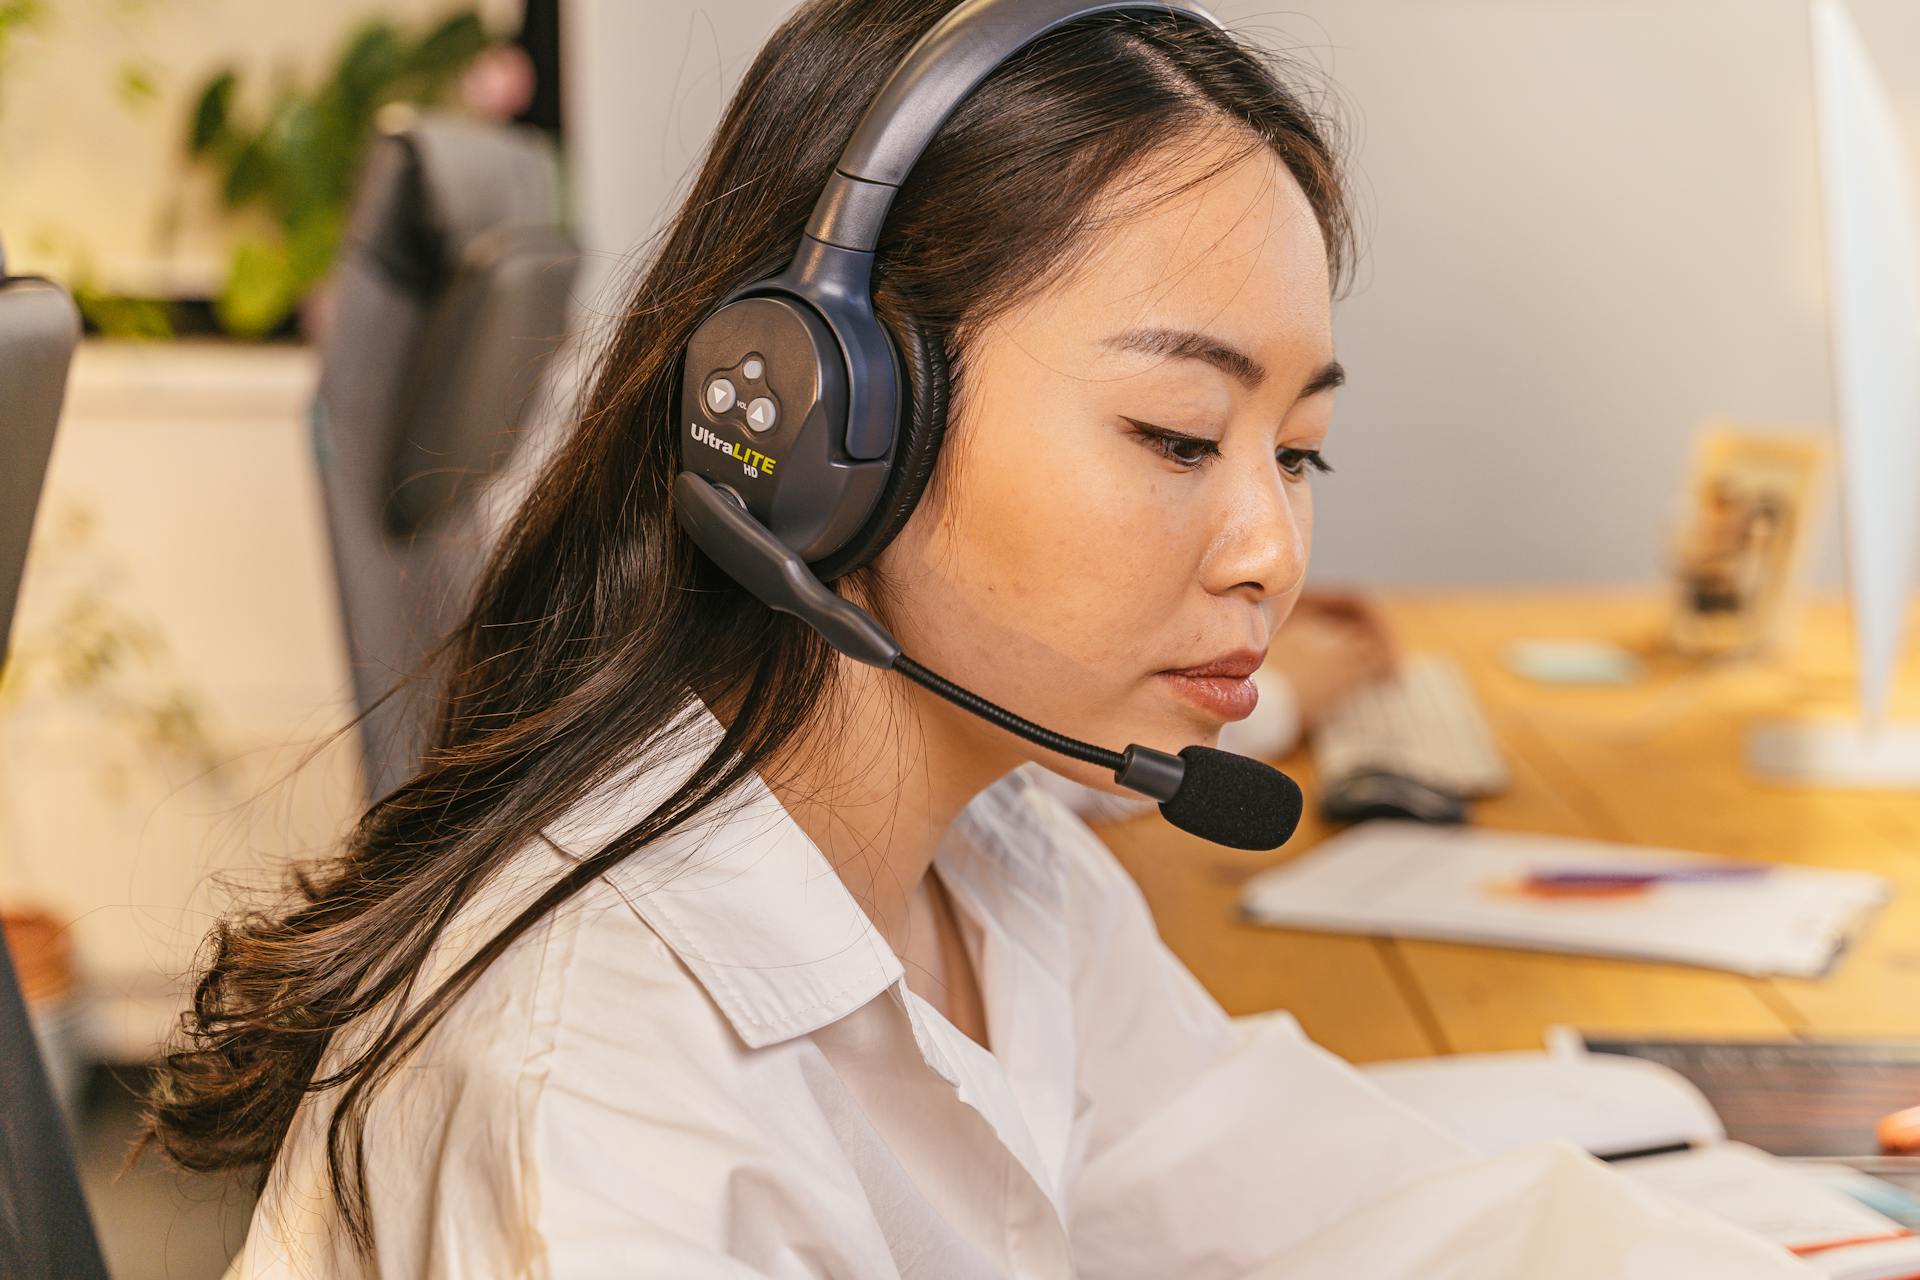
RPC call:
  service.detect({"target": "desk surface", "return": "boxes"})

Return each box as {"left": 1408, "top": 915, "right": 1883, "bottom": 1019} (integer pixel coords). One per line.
{"left": 1094, "top": 590, "right": 1920, "bottom": 1064}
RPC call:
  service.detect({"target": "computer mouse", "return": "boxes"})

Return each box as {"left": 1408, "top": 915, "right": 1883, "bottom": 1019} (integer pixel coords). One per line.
{"left": 1320, "top": 769, "right": 1469, "bottom": 826}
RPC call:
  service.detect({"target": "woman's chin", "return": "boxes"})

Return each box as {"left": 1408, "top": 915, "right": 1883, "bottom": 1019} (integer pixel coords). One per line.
{"left": 1125, "top": 711, "right": 1223, "bottom": 758}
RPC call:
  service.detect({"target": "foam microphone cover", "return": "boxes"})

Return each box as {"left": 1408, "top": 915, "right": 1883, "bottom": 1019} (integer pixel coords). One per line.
{"left": 1158, "top": 745, "right": 1304, "bottom": 850}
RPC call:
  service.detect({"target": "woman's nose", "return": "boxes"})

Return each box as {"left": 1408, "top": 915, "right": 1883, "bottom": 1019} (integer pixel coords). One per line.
{"left": 1206, "top": 468, "right": 1307, "bottom": 601}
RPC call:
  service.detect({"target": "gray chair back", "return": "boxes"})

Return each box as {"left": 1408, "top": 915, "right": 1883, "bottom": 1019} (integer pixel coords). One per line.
{"left": 314, "top": 112, "right": 579, "bottom": 802}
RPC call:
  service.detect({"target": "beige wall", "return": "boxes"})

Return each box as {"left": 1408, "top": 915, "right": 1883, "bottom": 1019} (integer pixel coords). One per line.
{"left": 566, "top": 0, "right": 1920, "bottom": 587}
{"left": 0, "top": 0, "right": 521, "bottom": 293}
{"left": 1277, "top": 0, "right": 1920, "bottom": 588}
{"left": 2, "top": 342, "right": 367, "bottom": 1060}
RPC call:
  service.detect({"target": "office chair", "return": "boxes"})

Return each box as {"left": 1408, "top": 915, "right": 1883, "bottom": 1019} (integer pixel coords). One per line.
{"left": 314, "top": 111, "right": 579, "bottom": 803}
{"left": 0, "top": 245, "right": 110, "bottom": 1278}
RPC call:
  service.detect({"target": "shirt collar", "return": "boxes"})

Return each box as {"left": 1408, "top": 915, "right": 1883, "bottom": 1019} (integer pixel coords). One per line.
{"left": 536, "top": 698, "right": 901, "bottom": 1048}
{"left": 536, "top": 698, "right": 1077, "bottom": 1050}
{"left": 943, "top": 763, "right": 1076, "bottom": 917}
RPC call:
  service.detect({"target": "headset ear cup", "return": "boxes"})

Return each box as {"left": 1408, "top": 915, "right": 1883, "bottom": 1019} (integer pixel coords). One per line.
{"left": 811, "top": 305, "right": 950, "bottom": 581}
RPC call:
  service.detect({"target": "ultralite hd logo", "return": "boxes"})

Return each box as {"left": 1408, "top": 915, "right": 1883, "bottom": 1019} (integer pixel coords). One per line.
{"left": 690, "top": 422, "right": 778, "bottom": 480}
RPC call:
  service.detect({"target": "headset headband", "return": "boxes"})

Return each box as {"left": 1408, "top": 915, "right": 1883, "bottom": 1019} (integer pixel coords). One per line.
{"left": 807, "top": 0, "right": 1223, "bottom": 255}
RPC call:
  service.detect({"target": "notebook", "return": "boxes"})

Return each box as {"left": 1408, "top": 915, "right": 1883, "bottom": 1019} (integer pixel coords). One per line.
{"left": 1621, "top": 1143, "right": 1920, "bottom": 1279}
{"left": 1239, "top": 822, "right": 1888, "bottom": 978}
{"left": 1359, "top": 1042, "right": 1920, "bottom": 1279}
{"left": 1584, "top": 1038, "right": 1920, "bottom": 1161}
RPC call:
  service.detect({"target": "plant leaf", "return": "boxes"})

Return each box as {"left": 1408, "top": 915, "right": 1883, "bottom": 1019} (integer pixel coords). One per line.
{"left": 268, "top": 96, "right": 329, "bottom": 221}
{"left": 73, "top": 287, "right": 174, "bottom": 341}
{"left": 220, "top": 130, "right": 273, "bottom": 207}
{"left": 187, "top": 69, "right": 236, "bottom": 156}
{"left": 334, "top": 20, "right": 402, "bottom": 109}
{"left": 217, "top": 239, "right": 298, "bottom": 339}
{"left": 405, "top": 9, "right": 487, "bottom": 84}
{"left": 285, "top": 206, "right": 345, "bottom": 292}
{"left": 116, "top": 62, "right": 158, "bottom": 111}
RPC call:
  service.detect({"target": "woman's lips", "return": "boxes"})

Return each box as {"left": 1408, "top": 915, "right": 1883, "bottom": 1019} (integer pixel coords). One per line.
{"left": 1156, "top": 669, "right": 1260, "bottom": 721}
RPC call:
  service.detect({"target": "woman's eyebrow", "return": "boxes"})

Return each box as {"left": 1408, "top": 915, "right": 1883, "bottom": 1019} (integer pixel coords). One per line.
{"left": 1299, "top": 358, "right": 1346, "bottom": 400}
{"left": 1101, "top": 326, "right": 1345, "bottom": 400}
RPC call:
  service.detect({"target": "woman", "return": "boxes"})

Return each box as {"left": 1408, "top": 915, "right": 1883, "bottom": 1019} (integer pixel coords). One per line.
{"left": 139, "top": 2, "right": 1811, "bottom": 1275}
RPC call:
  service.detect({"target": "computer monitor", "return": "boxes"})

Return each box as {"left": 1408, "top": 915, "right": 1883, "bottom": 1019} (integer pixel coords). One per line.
{"left": 0, "top": 249, "right": 109, "bottom": 1277}
{"left": 1746, "top": 0, "right": 1920, "bottom": 784}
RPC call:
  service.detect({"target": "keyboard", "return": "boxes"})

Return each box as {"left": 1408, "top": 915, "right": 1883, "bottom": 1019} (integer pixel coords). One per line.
{"left": 1310, "top": 654, "right": 1509, "bottom": 799}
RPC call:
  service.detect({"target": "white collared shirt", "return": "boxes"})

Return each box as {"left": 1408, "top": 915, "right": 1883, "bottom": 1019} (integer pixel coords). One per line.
{"left": 235, "top": 699, "right": 1813, "bottom": 1279}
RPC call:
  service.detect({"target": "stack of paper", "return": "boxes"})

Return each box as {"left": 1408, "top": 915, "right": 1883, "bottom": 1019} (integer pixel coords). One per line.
{"left": 1350, "top": 1044, "right": 1920, "bottom": 1277}
{"left": 1240, "top": 822, "right": 1888, "bottom": 978}
{"left": 1622, "top": 1144, "right": 1920, "bottom": 1280}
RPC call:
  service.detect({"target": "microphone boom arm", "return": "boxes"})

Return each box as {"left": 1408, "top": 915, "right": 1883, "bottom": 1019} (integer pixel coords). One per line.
{"left": 674, "top": 471, "right": 1189, "bottom": 801}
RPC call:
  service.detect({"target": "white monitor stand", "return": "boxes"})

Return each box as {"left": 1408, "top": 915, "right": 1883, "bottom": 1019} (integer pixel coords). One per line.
{"left": 1747, "top": 0, "right": 1920, "bottom": 786}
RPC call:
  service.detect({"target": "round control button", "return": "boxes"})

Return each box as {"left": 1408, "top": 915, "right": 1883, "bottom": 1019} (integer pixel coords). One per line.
{"left": 705, "top": 378, "right": 737, "bottom": 414}
{"left": 744, "top": 397, "right": 778, "bottom": 433}
{"left": 741, "top": 356, "right": 764, "bottom": 381}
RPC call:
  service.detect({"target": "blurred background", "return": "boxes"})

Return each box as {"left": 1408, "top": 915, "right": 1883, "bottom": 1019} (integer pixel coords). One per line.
{"left": 5, "top": 2, "right": 1920, "bottom": 1276}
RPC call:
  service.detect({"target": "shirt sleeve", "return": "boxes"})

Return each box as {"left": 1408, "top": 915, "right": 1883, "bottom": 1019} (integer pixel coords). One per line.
{"left": 249, "top": 902, "right": 821, "bottom": 1279}
{"left": 510, "top": 898, "right": 892, "bottom": 1278}
{"left": 1241, "top": 1140, "right": 1822, "bottom": 1279}
{"left": 1043, "top": 804, "right": 1811, "bottom": 1279}
{"left": 1043, "top": 795, "right": 1479, "bottom": 1280}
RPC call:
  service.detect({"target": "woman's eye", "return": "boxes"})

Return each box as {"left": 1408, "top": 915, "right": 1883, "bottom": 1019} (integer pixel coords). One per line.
{"left": 1124, "top": 419, "right": 1333, "bottom": 478}
{"left": 1278, "top": 447, "right": 1334, "bottom": 480}
{"left": 1158, "top": 435, "right": 1219, "bottom": 467}
{"left": 1123, "top": 418, "right": 1221, "bottom": 469}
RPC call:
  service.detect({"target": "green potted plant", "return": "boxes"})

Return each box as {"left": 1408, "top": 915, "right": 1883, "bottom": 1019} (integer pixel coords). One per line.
{"left": 183, "top": 9, "right": 492, "bottom": 339}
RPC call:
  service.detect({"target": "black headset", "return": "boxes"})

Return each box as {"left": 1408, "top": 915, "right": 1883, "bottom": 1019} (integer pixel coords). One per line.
{"left": 671, "top": 0, "right": 1306, "bottom": 853}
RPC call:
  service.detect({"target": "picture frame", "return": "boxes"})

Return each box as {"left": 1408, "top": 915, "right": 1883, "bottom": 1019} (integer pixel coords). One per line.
{"left": 1668, "top": 423, "right": 1830, "bottom": 660}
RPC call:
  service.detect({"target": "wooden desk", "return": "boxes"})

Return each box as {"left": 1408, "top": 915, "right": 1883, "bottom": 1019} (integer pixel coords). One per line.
{"left": 1094, "top": 591, "right": 1920, "bottom": 1064}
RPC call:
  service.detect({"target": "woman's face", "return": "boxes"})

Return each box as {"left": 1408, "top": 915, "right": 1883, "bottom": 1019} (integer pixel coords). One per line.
{"left": 876, "top": 132, "right": 1340, "bottom": 791}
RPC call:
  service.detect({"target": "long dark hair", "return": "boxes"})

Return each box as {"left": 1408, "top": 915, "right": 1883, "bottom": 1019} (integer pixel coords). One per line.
{"left": 135, "top": 0, "right": 1355, "bottom": 1256}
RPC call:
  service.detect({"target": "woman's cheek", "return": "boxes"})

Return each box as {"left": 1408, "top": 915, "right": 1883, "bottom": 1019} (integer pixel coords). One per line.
{"left": 964, "top": 434, "right": 1121, "bottom": 596}
{"left": 1035, "top": 464, "right": 1197, "bottom": 670}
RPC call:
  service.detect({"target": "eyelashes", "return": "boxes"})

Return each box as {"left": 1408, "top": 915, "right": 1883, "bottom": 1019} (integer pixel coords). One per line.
{"left": 1280, "top": 448, "right": 1335, "bottom": 479}
{"left": 1120, "top": 417, "right": 1334, "bottom": 479}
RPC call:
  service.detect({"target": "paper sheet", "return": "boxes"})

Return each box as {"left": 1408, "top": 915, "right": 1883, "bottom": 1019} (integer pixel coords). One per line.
{"left": 1246, "top": 1141, "right": 1820, "bottom": 1279}
{"left": 1240, "top": 822, "right": 1888, "bottom": 978}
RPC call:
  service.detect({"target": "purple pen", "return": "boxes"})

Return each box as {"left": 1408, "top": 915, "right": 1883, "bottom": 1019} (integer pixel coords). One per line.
{"left": 1525, "top": 865, "right": 1773, "bottom": 888}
